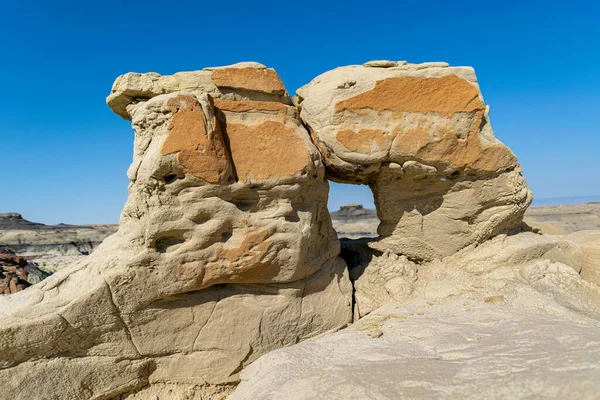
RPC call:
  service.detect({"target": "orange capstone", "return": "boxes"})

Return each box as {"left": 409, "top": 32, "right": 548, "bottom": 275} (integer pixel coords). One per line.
{"left": 211, "top": 67, "right": 287, "bottom": 94}
{"left": 390, "top": 113, "right": 517, "bottom": 172}
{"left": 336, "top": 129, "right": 392, "bottom": 154}
{"left": 225, "top": 121, "right": 310, "bottom": 183}
{"left": 161, "top": 95, "right": 232, "bottom": 183}
{"left": 335, "top": 75, "right": 484, "bottom": 117}
{"left": 332, "top": 75, "right": 517, "bottom": 172}
{"left": 214, "top": 99, "right": 288, "bottom": 114}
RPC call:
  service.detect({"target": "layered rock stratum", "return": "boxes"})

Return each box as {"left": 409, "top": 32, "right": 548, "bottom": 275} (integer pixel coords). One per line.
{"left": 332, "top": 202, "right": 600, "bottom": 239}
{"left": 526, "top": 202, "right": 600, "bottom": 234}
{"left": 0, "top": 213, "right": 117, "bottom": 272}
{"left": 0, "top": 60, "right": 599, "bottom": 400}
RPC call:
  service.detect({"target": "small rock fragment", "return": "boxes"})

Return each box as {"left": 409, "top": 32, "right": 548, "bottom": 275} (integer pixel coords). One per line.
{"left": 363, "top": 60, "right": 398, "bottom": 68}
{"left": 484, "top": 295, "right": 504, "bottom": 304}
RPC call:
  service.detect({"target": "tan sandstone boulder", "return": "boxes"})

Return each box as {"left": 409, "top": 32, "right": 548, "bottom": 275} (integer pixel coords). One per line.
{"left": 230, "top": 232, "right": 600, "bottom": 399}
{"left": 564, "top": 230, "right": 600, "bottom": 286}
{"left": 345, "top": 229, "right": 600, "bottom": 319}
{"left": 0, "top": 63, "right": 352, "bottom": 399}
{"left": 296, "top": 61, "right": 532, "bottom": 260}
{"left": 230, "top": 300, "right": 600, "bottom": 400}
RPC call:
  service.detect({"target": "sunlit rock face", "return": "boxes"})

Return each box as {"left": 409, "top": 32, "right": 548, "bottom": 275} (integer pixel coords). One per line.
{"left": 296, "top": 61, "right": 532, "bottom": 260}
{"left": 0, "top": 63, "right": 352, "bottom": 399}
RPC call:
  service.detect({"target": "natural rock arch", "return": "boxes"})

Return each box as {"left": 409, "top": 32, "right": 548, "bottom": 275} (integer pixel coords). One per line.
{"left": 295, "top": 60, "right": 531, "bottom": 261}
{"left": 0, "top": 60, "right": 549, "bottom": 399}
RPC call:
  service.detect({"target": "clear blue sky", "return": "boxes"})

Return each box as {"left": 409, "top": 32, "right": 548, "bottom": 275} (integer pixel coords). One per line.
{"left": 1, "top": 0, "right": 598, "bottom": 224}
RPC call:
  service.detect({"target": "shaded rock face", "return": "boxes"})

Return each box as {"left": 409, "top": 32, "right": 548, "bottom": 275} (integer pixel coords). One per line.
{"left": 296, "top": 61, "right": 532, "bottom": 260}
{"left": 0, "top": 63, "right": 352, "bottom": 399}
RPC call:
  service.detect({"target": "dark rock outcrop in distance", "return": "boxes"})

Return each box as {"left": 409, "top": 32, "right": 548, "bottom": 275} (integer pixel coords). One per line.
{"left": 330, "top": 204, "right": 378, "bottom": 222}
{"left": 0, "top": 213, "right": 45, "bottom": 229}
{"left": 0, "top": 248, "right": 30, "bottom": 294}
{"left": 330, "top": 204, "right": 380, "bottom": 239}
{"left": 0, "top": 248, "right": 50, "bottom": 294}
{"left": 0, "top": 213, "right": 118, "bottom": 272}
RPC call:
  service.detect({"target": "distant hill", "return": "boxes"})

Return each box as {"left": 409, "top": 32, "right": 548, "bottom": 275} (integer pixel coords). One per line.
{"left": 0, "top": 213, "right": 118, "bottom": 272}
{"left": 331, "top": 201, "right": 600, "bottom": 238}
{"left": 524, "top": 203, "right": 600, "bottom": 234}
{"left": 330, "top": 204, "right": 379, "bottom": 239}
{"left": 532, "top": 195, "right": 600, "bottom": 206}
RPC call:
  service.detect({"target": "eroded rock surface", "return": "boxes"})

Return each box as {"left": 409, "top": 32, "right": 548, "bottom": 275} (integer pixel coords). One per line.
{"left": 231, "top": 301, "right": 600, "bottom": 400}
{"left": 343, "top": 228, "right": 600, "bottom": 319}
{"left": 0, "top": 63, "right": 352, "bottom": 399}
{"left": 2, "top": 60, "right": 598, "bottom": 400}
{"left": 297, "top": 61, "right": 532, "bottom": 260}
{"left": 231, "top": 230, "right": 600, "bottom": 399}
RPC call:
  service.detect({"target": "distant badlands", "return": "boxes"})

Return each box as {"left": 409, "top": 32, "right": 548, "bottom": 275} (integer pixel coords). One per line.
{"left": 1, "top": 201, "right": 598, "bottom": 272}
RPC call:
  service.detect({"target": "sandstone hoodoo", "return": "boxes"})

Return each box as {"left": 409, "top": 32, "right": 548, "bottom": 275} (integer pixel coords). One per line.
{"left": 0, "top": 62, "right": 351, "bottom": 399}
{"left": 296, "top": 61, "right": 531, "bottom": 260}
{"left": 0, "top": 60, "right": 598, "bottom": 399}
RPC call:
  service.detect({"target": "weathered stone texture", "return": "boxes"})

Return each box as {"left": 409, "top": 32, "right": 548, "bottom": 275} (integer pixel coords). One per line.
{"left": 296, "top": 61, "right": 532, "bottom": 260}
{"left": 1, "top": 59, "right": 597, "bottom": 400}
{"left": 0, "top": 63, "right": 352, "bottom": 399}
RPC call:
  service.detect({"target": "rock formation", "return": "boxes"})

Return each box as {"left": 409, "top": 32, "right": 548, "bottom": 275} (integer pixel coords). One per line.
{"left": 296, "top": 61, "right": 532, "bottom": 261}
{"left": 0, "top": 63, "right": 352, "bottom": 399}
{"left": 333, "top": 201, "right": 600, "bottom": 317}
{"left": 231, "top": 223, "right": 600, "bottom": 398}
{"left": 341, "top": 222, "right": 600, "bottom": 319}
{"left": 0, "top": 247, "right": 50, "bottom": 293}
{"left": 0, "top": 249, "right": 30, "bottom": 294}
{"left": 0, "top": 60, "right": 598, "bottom": 400}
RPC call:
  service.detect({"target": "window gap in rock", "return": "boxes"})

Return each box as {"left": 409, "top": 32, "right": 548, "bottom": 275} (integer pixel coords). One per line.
{"left": 328, "top": 182, "right": 380, "bottom": 241}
